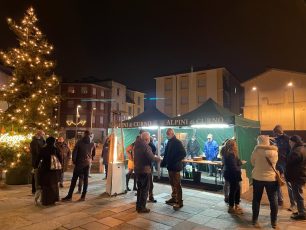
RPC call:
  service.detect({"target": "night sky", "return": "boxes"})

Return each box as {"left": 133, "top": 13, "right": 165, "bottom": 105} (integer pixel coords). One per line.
{"left": 1, "top": 0, "right": 306, "bottom": 98}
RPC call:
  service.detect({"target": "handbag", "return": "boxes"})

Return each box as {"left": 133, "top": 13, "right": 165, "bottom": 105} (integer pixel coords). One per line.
{"left": 50, "top": 154, "right": 62, "bottom": 170}
{"left": 265, "top": 157, "right": 285, "bottom": 187}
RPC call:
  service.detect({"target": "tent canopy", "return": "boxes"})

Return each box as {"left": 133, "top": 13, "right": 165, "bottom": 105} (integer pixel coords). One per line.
{"left": 122, "top": 107, "right": 170, "bottom": 128}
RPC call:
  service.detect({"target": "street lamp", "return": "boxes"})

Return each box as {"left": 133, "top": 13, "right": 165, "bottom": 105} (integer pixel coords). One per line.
{"left": 287, "top": 82, "right": 296, "bottom": 131}
{"left": 75, "top": 105, "right": 81, "bottom": 139}
{"left": 252, "top": 86, "right": 260, "bottom": 121}
{"left": 90, "top": 107, "right": 96, "bottom": 131}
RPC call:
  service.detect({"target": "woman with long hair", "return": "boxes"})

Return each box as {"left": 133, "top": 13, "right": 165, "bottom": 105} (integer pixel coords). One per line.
{"left": 223, "top": 139, "right": 243, "bottom": 214}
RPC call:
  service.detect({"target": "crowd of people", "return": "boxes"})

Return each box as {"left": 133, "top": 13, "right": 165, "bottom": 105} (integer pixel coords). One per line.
{"left": 29, "top": 125, "right": 306, "bottom": 228}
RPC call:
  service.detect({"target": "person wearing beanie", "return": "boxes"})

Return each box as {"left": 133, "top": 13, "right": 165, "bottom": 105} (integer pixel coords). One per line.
{"left": 251, "top": 135, "right": 279, "bottom": 228}
{"left": 272, "top": 125, "right": 293, "bottom": 208}
{"left": 286, "top": 135, "right": 306, "bottom": 220}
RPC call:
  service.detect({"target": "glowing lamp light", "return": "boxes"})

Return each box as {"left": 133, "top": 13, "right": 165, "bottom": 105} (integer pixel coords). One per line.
{"left": 191, "top": 124, "right": 230, "bottom": 128}
{"left": 287, "top": 82, "right": 293, "bottom": 87}
{"left": 252, "top": 86, "right": 257, "bottom": 91}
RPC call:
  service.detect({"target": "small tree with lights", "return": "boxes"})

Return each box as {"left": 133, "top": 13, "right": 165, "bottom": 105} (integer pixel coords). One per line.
{"left": 0, "top": 7, "right": 59, "bottom": 133}
{"left": 0, "top": 7, "right": 59, "bottom": 183}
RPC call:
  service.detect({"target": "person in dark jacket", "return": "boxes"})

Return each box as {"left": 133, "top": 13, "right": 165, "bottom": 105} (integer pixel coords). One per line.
{"left": 286, "top": 135, "right": 306, "bottom": 220}
{"left": 55, "top": 136, "right": 71, "bottom": 188}
{"left": 273, "top": 125, "right": 293, "bottom": 208}
{"left": 223, "top": 139, "right": 243, "bottom": 215}
{"left": 161, "top": 128, "right": 186, "bottom": 210}
{"left": 35, "top": 136, "right": 61, "bottom": 206}
{"left": 134, "top": 132, "right": 161, "bottom": 213}
{"left": 62, "top": 130, "right": 96, "bottom": 202}
{"left": 148, "top": 137, "right": 157, "bottom": 203}
{"left": 187, "top": 135, "right": 200, "bottom": 158}
{"left": 101, "top": 137, "right": 110, "bottom": 180}
{"left": 30, "top": 130, "right": 45, "bottom": 194}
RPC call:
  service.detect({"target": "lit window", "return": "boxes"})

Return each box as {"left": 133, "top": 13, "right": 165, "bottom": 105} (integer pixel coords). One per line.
{"left": 101, "top": 90, "right": 104, "bottom": 97}
{"left": 92, "top": 116, "right": 96, "bottom": 124}
{"left": 81, "top": 87, "right": 88, "bottom": 94}
{"left": 92, "top": 88, "right": 96, "bottom": 95}
{"left": 68, "top": 86, "right": 75, "bottom": 94}
{"left": 100, "top": 116, "right": 104, "bottom": 124}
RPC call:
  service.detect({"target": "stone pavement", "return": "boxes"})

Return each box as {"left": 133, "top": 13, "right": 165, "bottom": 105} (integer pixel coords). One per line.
{"left": 0, "top": 173, "right": 305, "bottom": 230}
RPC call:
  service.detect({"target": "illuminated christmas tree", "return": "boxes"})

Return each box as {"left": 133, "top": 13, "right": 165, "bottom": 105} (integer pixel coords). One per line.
{"left": 0, "top": 7, "right": 59, "bottom": 133}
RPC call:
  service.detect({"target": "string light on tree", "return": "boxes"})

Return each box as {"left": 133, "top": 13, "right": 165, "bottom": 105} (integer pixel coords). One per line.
{"left": 0, "top": 7, "right": 59, "bottom": 134}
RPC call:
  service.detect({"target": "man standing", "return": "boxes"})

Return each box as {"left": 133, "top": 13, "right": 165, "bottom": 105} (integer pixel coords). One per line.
{"left": 286, "top": 135, "right": 306, "bottom": 220}
{"left": 273, "top": 125, "right": 295, "bottom": 209}
{"left": 62, "top": 130, "right": 96, "bottom": 202}
{"left": 161, "top": 128, "right": 186, "bottom": 210}
{"left": 30, "top": 130, "right": 45, "bottom": 194}
{"left": 55, "top": 136, "right": 71, "bottom": 188}
{"left": 134, "top": 132, "right": 161, "bottom": 213}
{"left": 204, "top": 134, "right": 219, "bottom": 176}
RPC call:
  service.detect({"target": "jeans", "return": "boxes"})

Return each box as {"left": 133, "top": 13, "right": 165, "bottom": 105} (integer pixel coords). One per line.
{"left": 78, "top": 174, "right": 84, "bottom": 192}
{"left": 252, "top": 179, "right": 278, "bottom": 223}
{"left": 169, "top": 171, "right": 183, "bottom": 204}
{"left": 228, "top": 180, "right": 240, "bottom": 207}
{"left": 104, "top": 164, "right": 108, "bottom": 178}
{"left": 292, "top": 183, "right": 306, "bottom": 216}
{"left": 67, "top": 166, "right": 89, "bottom": 198}
{"left": 136, "top": 173, "right": 150, "bottom": 210}
{"left": 286, "top": 181, "right": 296, "bottom": 208}
{"left": 224, "top": 180, "right": 230, "bottom": 199}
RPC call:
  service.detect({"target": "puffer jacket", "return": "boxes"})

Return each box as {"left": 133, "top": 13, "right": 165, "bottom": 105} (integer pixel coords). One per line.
{"left": 251, "top": 142, "right": 278, "bottom": 182}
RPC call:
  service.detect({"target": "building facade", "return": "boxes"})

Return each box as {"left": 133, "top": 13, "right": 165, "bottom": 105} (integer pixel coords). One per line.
{"left": 126, "top": 89, "right": 145, "bottom": 119}
{"left": 242, "top": 68, "right": 306, "bottom": 131}
{"left": 155, "top": 67, "right": 243, "bottom": 117}
{"left": 59, "top": 80, "right": 145, "bottom": 140}
{"left": 59, "top": 83, "right": 111, "bottom": 141}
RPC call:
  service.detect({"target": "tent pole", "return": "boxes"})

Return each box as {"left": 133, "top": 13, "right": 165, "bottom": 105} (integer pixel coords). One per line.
{"left": 157, "top": 126, "right": 162, "bottom": 179}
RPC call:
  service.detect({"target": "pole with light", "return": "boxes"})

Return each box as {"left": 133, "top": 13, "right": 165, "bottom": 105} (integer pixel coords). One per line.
{"left": 287, "top": 82, "right": 296, "bottom": 131}
{"left": 252, "top": 86, "right": 260, "bottom": 121}
{"left": 90, "top": 107, "right": 96, "bottom": 131}
{"left": 75, "top": 105, "right": 81, "bottom": 139}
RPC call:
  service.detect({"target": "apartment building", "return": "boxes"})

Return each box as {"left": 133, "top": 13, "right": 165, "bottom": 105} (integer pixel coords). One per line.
{"left": 126, "top": 89, "right": 145, "bottom": 119}
{"left": 242, "top": 68, "right": 306, "bottom": 131}
{"left": 155, "top": 67, "right": 243, "bottom": 117}
{"left": 59, "top": 82, "right": 111, "bottom": 141}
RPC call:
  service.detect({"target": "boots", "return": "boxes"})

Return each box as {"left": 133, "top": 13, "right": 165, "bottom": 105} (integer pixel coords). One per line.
{"left": 133, "top": 176, "right": 137, "bottom": 191}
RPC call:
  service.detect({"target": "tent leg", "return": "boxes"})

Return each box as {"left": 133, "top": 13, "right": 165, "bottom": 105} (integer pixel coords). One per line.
{"left": 157, "top": 126, "right": 161, "bottom": 179}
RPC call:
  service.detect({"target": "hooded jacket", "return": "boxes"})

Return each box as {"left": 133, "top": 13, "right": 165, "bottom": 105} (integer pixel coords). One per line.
{"left": 286, "top": 144, "right": 306, "bottom": 185}
{"left": 72, "top": 136, "right": 96, "bottom": 169}
{"left": 251, "top": 135, "right": 278, "bottom": 182}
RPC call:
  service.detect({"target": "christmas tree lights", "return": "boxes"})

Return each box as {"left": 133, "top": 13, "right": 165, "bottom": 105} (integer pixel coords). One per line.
{"left": 0, "top": 7, "right": 59, "bottom": 133}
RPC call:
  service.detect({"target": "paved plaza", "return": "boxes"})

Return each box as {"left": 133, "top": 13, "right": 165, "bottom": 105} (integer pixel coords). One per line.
{"left": 0, "top": 173, "right": 305, "bottom": 230}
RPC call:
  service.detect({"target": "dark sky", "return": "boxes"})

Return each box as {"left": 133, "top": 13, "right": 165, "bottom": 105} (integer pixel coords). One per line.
{"left": 1, "top": 0, "right": 306, "bottom": 98}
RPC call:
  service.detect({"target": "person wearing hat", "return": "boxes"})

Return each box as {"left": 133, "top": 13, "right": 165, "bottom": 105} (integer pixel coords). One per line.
{"left": 286, "top": 135, "right": 306, "bottom": 220}
{"left": 204, "top": 134, "right": 219, "bottom": 176}
{"left": 273, "top": 125, "right": 293, "bottom": 208}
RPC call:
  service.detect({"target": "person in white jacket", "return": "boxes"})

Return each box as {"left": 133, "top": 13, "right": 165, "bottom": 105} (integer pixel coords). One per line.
{"left": 251, "top": 135, "right": 278, "bottom": 229}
